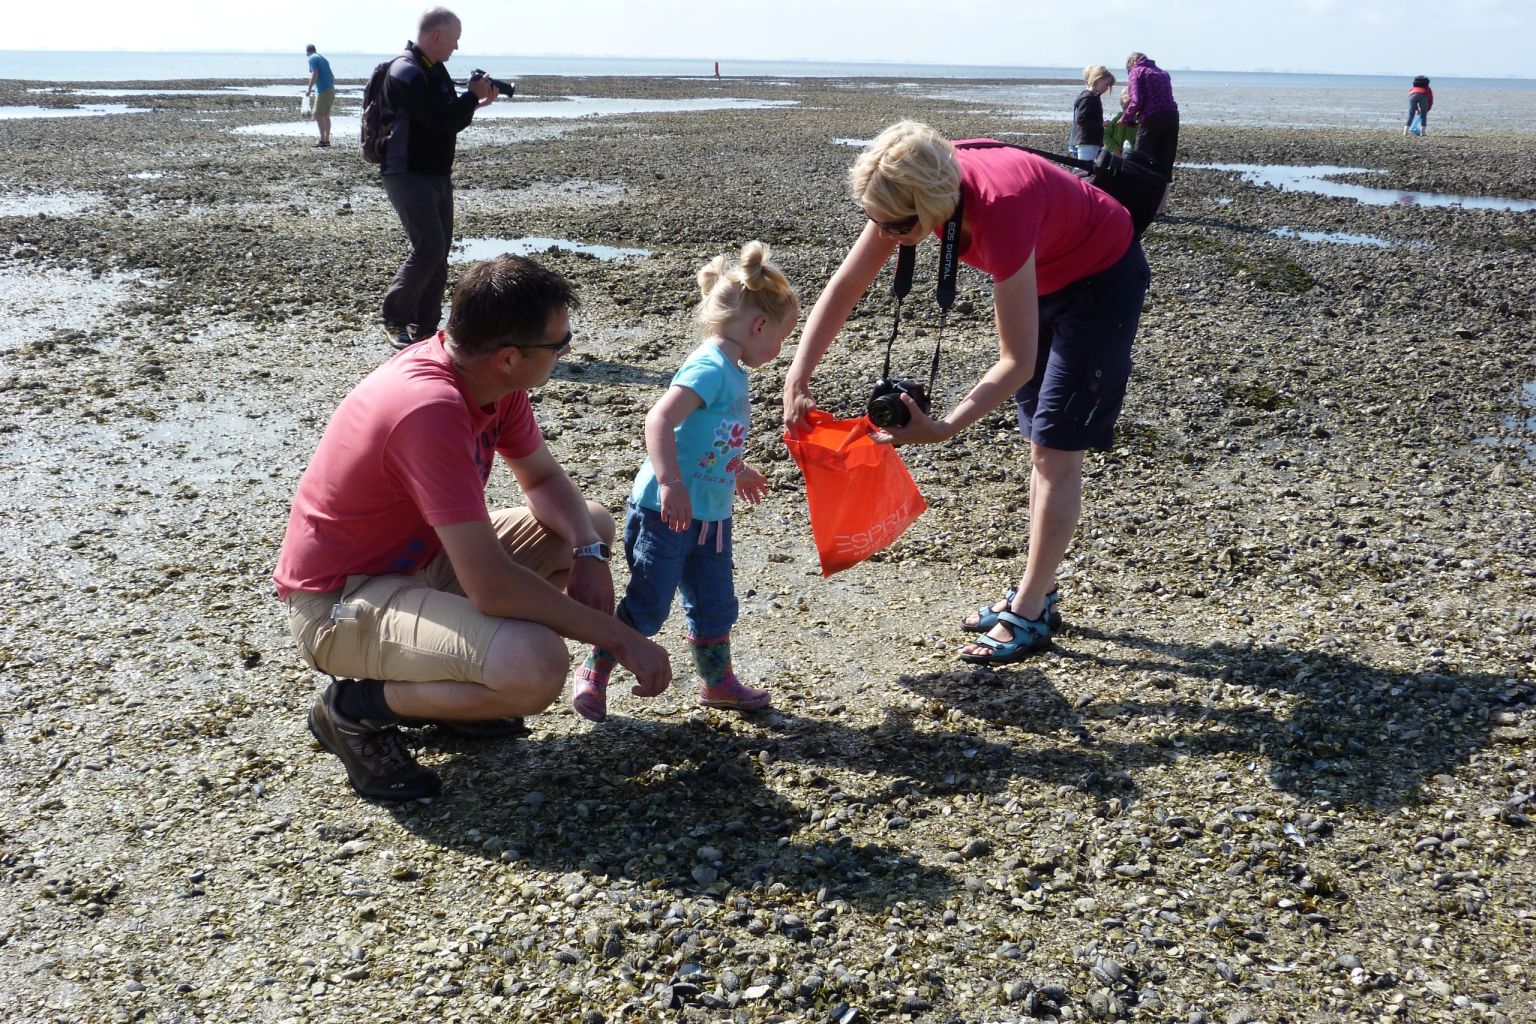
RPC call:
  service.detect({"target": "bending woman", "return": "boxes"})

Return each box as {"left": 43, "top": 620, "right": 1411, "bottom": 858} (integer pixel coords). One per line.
{"left": 781, "top": 120, "right": 1150, "bottom": 663}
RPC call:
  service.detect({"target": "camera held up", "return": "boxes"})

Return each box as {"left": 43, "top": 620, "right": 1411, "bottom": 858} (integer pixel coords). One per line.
{"left": 867, "top": 377, "right": 931, "bottom": 429}
{"left": 468, "top": 69, "right": 515, "bottom": 98}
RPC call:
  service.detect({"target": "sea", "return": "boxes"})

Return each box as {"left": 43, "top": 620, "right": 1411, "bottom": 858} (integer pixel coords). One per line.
{"left": 6, "top": 50, "right": 1534, "bottom": 135}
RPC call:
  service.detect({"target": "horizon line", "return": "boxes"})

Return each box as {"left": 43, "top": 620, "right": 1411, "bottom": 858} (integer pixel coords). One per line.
{"left": 0, "top": 48, "right": 1527, "bottom": 82}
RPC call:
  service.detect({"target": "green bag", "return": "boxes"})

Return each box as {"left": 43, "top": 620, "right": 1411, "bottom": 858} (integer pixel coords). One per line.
{"left": 1103, "top": 114, "right": 1135, "bottom": 154}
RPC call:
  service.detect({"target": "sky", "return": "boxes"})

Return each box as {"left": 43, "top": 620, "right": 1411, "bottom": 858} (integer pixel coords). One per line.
{"left": 14, "top": 0, "right": 1535, "bottom": 80}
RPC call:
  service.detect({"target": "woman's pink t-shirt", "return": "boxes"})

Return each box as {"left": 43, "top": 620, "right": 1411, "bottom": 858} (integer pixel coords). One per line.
{"left": 273, "top": 335, "right": 542, "bottom": 598}
{"left": 949, "top": 140, "right": 1133, "bottom": 296}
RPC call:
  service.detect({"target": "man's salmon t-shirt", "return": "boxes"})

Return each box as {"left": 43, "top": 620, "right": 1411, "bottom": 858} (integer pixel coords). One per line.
{"left": 948, "top": 140, "right": 1133, "bottom": 296}
{"left": 273, "top": 335, "right": 542, "bottom": 599}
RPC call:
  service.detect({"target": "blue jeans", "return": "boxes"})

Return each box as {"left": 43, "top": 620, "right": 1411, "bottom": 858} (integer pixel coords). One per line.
{"left": 616, "top": 501, "right": 738, "bottom": 639}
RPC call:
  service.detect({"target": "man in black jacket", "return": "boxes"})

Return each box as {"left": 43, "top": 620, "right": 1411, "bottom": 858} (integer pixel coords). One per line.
{"left": 380, "top": 7, "right": 499, "bottom": 350}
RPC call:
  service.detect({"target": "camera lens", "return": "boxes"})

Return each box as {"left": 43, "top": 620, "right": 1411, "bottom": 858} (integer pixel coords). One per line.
{"left": 867, "top": 395, "right": 907, "bottom": 429}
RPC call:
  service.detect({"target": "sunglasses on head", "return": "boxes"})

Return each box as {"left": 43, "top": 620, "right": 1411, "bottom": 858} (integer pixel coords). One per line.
{"left": 516, "top": 328, "right": 572, "bottom": 352}
{"left": 864, "top": 209, "right": 919, "bottom": 235}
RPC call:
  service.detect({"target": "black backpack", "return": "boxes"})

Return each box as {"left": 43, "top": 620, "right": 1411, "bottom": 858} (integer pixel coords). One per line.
{"left": 360, "top": 58, "right": 398, "bottom": 164}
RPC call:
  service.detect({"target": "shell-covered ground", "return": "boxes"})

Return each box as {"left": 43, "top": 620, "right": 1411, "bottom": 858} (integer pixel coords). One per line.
{"left": 1, "top": 75, "right": 1533, "bottom": 1024}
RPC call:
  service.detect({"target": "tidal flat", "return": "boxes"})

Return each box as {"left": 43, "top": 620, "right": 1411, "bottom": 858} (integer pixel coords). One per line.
{"left": 1, "top": 74, "right": 1533, "bottom": 1023}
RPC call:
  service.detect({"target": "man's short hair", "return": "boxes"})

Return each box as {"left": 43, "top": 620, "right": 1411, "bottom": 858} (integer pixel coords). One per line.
{"left": 305, "top": 44, "right": 316, "bottom": 54}
{"left": 448, "top": 256, "right": 581, "bottom": 357}
{"left": 419, "top": 6, "right": 460, "bottom": 38}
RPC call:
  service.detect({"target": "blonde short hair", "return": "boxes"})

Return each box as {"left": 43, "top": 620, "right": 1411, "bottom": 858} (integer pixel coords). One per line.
{"left": 695, "top": 241, "right": 799, "bottom": 336}
{"left": 848, "top": 120, "right": 961, "bottom": 233}
{"left": 1084, "top": 65, "right": 1114, "bottom": 88}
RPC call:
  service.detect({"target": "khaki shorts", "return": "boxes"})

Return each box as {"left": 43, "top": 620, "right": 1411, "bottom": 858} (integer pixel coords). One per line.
{"left": 283, "top": 508, "right": 568, "bottom": 684}
{"left": 313, "top": 87, "right": 336, "bottom": 117}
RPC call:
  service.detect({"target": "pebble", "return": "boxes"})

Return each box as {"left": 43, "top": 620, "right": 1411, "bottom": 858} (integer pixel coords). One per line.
{"left": 4, "top": 72, "right": 1531, "bottom": 1024}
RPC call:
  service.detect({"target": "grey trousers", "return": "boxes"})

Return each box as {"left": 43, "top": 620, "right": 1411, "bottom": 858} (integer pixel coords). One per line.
{"left": 381, "top": 172, "right": 453, "bottom": 331}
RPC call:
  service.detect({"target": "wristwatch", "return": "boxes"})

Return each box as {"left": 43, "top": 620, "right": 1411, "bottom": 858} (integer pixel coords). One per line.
{"left": 572, "top": 542, "right": 611, "bottom": 562}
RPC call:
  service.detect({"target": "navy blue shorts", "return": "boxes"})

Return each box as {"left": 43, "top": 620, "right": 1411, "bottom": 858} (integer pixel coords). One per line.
{"left": 1015, "top": 240, "right": 1150, "bottom": 451}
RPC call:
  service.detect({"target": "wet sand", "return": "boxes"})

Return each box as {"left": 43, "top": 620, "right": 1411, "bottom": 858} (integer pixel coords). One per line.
{"left": 1, "top": 74, "right": 1534, "bottom": 1023}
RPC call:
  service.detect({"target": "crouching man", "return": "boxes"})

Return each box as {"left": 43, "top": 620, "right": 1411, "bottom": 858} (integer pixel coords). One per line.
{"left": 274, "top": 255, "right": 672, "bottom": 800}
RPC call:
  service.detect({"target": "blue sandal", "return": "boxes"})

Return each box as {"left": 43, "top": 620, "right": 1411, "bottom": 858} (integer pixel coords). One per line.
{"left": 959, "top": 610, "right": 1052, "bottom": 664}
{"left": 962, "top": 588, "right": 1062, "bottom": 633}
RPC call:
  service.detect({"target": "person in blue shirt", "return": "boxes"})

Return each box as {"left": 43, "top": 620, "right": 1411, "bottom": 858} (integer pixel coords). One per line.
{"left": 304, "top": 44, "right": 335, "bottom": 148}
{"left": 571, "top": 242, "right": 800, "bottom": 722}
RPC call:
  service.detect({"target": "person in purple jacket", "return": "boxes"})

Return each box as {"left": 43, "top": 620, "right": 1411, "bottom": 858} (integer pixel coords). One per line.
{"left": 1123, "top": 52, "right": 1179, "bottom": 176}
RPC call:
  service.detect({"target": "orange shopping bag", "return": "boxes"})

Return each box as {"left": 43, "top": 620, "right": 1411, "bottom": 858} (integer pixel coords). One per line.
{"left": 783, "top": 410, "right": 928, "bottom": 577}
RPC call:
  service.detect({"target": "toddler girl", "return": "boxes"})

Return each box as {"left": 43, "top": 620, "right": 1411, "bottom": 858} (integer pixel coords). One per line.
{"left": 572, "top": 241, "right": 799, "bottom": 721}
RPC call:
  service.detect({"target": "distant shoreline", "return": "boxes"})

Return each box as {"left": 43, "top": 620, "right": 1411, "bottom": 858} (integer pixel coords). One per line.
{"left": 1, "top": 49, "right": 1532, "bottom": 87}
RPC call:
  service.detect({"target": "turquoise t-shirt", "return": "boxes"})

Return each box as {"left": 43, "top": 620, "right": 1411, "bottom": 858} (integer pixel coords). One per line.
{"left": 308, "top": 53, "right": 335, "bottom": 92}
{"left": 631, "top": 342, "right": 749, "bottom": 522}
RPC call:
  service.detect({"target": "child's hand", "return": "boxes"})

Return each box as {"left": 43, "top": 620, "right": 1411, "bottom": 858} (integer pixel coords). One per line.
{"left": 659, "top": 482, "right": 692, "bottom": 531}
{"left": 735, "top": 464, "right": 770, "bottom": 504}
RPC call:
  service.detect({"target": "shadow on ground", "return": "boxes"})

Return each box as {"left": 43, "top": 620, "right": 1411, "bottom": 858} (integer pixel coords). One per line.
{"left": 902, "top": 625, "right": 1528, "bottom": 811}
{"left": 386, "top": 715, "right": 961, "bottom": 910}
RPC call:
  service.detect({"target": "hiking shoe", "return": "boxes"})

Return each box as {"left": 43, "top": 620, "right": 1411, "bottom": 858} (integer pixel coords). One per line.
{"left": 384, "top": 321, "right": 415, "bottom": 350}
{"left": 313, "top": 140, "right": 330, "bottom": 148}
{"left": 398, "top": 715, "right": 530, "bottom": 739}
{"left": 308, "top": 681, "right": 441, "bottom": 801}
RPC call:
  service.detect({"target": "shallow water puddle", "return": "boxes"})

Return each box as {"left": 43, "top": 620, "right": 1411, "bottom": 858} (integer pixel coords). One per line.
{"left": 1185, "top": 163, "right": 1536, "bottom": 212}
{"left": 0, "top": 104, "right": 149, "bottom": 120}
{"left": 36, "top": 84, "right": 363, "bottom": 98}
{"left": 236, "top": 114, "right": 362, "bottom": 138}
{"left": 0, "top": 264, "right": 146, "bottom": 351}
{"left": 1270, "top": 227, "right": 1395, "bottom": 248}
{"left": 1479, "top": 381, "right": 1536, "bottom": 463}
{"left": 234, "top": 95, "right": 796, "bottom": 137}
{"left": 0, "top": 191, "right": 98, "bottom": 216}
{"left": 452, "top": 237, "right": 651, "bottom": 262}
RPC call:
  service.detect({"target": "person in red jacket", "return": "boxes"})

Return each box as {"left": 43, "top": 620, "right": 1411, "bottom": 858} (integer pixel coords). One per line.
{"left": 1405, "top": 76, "right": 1434, "bottom": 137}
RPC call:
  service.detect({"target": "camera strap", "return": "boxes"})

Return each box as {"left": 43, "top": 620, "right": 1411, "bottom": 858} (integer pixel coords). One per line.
{"left": 885, "top": 194, "right": 963, "bottom": 393}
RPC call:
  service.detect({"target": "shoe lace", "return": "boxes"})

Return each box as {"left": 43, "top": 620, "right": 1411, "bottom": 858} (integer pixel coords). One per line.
{"left": 352, "top": 728, "right": 417, "bottom": 773}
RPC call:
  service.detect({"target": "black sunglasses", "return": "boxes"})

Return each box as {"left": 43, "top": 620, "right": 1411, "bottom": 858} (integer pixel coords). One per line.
{"left": 516, "top": 328, "right": 573, "bottom": 352}
{"left": 863, "top": 209, "right": 919, "bottom": 234}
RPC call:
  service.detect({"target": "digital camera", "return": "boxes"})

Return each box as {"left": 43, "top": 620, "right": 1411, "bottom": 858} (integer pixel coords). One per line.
{"left": 867, "top": 377, "right": 930, "bottom": 429}
{"left": 469, "top": 69, "right": 515, "bottom": 98}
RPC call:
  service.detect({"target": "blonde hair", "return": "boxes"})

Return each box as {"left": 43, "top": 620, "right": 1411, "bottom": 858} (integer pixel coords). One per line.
{"left": 695, "top": 241, "right": 799, "bottom": 336}
{"left": 848, "top": 120, "right": 961, "bottom": 233}
{"left": 1084, "top": 65, "right": 1114, "bottom": 88}
{"left": 1125, "top": 52, "right": 1145, "bottom": 71}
